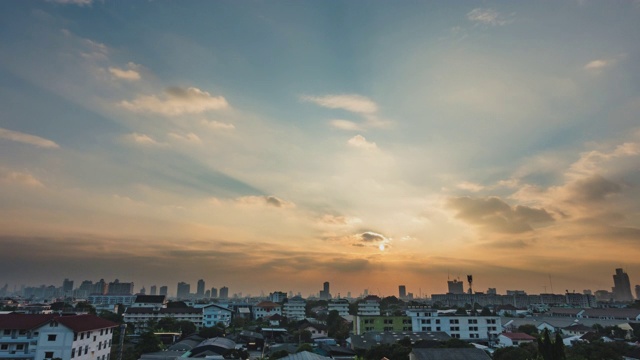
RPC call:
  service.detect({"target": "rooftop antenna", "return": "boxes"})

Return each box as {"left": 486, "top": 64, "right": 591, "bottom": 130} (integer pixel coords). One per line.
{"left": 548, "top": 275, "right": 554, "bottom": 294}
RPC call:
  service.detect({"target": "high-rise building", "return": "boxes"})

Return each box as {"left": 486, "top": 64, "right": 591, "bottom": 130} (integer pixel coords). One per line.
{"left": 107, "top": 279, "right": 134, "bottom": 295}
{"left": 197, "top": 279, "right": 205, "bottom": 298}
{"left": 159, "top": 286, "right": 168, "bottom": 296}
{"left": 150, "top": 285, "right": 157, "bottom": 295}
{"left": 447, "top": 279, "right": 464, "bottom": 294}
{"left": 219, "top": 286, "right": 229, "bottom": 299}
{"left": 399, "top": 285, "right": 406, "bottom": 299}
{"left": 612, "top": 268, "right": 633, "bottom": 302}
{"left": 635, "top": 285, "right": 640, "bottom": 300}
{"left": 94, "top": 279, "right": 107, "bottom": 295}
{"left": 211, "top": 287, "right": 218, "bottom": 298}
{"left": 62, "top": 278, "right": 74, "bottom": 296}
{"left": 320, "top": 282, "right": 331, "bottom": 300}
{"left": 177, "top": 282, "right": 191, "bottom": 299}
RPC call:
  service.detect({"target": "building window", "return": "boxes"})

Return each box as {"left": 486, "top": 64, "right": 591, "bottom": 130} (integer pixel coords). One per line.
{"left": 72, "top": 348, "right": 75, "bottom": 358}
{"left": 16, "top": 344, "right": 24, "bottom": 350}
{"left": 85, "top": 345, "right": 88, "bottom": 354}
{"left": 74, "top": 332, "right": 78, "bottom": 341}
{"left": 3, "top": 330, "right": 10, "bottom": 335}
{"left": 1, "top": 344, "right": 8, "bottom": 350}
{"left": 80, "top": 333, "right": 84, "bottom": 340}
{"left": 48, "top": 334, "right": 57, "bottom": 341}
{"left": 45, "top": 351, "right": 54, "bottom": 358}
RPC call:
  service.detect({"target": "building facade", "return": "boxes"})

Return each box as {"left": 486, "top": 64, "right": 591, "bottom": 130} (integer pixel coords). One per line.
{"left": 406, "top": 309, "right": 500, "bottom": 341}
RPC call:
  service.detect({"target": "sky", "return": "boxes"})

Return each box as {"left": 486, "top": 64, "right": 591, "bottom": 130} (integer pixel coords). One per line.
{"left": 1, "top": 0, "right": 640, "bottom": 298}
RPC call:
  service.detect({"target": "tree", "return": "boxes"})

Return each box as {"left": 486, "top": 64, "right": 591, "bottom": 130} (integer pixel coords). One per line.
{"left": 135, "top": 332, "right": 162, "bottom": 355}
{"left": 99, "top": 310, "right": 123, "bottom": 323}
{"left": 480, "top": 307, "right": 492, "bottom": 316}
{"left": 178, "top": 321, "right": 197, "bottom": 337}
{"left": 538, "top": 329, "right": 565, "bottom": 360}
{"left": 565, "top": 341, "right": 631, "bottom": 360}
{"left": 296, "top": 344, "right": 313, "bottom": 353}
{"left": 199, "top": 325, "right": 225, "bottom": 339}
{"left": 156, "top": 317, "right": 178, "bottom": 332}
{"left": 455, "top": 307, "right": 467, "bottom": 315}
{"left": 518, "top": 324, "right": 540, "bottom": 336}
{"left": 493, "top": 345, "right": 537, "bottom": 360}
{"left": 269, "top": 350, "right": 290, "bottom": 360}
{"left": 75, "top": 302, "right": 97, "bottom": 315}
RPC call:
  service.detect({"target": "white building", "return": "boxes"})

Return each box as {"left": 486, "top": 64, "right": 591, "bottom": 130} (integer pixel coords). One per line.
{"left": 124, "top": 308, "right": 203, "bottom": 333}
{"left": 357, "top": 297, "right": 380, "bottom": 316}
{"left": 87, "top": 295, "right": 135, "bottom": 307}
{"left": 327, "top": 299, "right": 349, "bottom": 317}
{"left": 497, "top": 332, "right": 536, "bottom": 347}
{"left": 406, "top": 309, "right": 500, "bottom": 341}
{"left": 283, "top": 296, "right": 306, "bottom": 321}
{"left": 253, "top": 302, "right": 281, "bottom": 320}
{"left": 0, "top": 313, "right": 118, "bottom": 360}
{"left": 202, "top": 304, "right": 233, "bottom": 328}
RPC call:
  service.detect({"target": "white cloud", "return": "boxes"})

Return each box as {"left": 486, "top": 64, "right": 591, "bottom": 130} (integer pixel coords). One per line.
{"left": 125, "top": 133, "right": 159, "bottom": 145}
{"left": 0, "top": 169, "right": 44, "bottom": 188}
{"left": 302, "top": 94, "right": 378, "bottom": 114}
{"left": 169, "top": 132, "right": 202, "bottom": 144}
{"left": 329, "top": 119, "right": 363, "bottom": 131}
{"left": 0, "top": 127, "right": 59, "bottom": 148}
{"left": 467, "top": 8, "right": 512, "bottom": 26}
{"left": 120, "top": 87, "right": 228, "bottom": 116}
{"left": 457, "top": 181, "right": 484, "bottom": 192}
{"left": 347, "top": 135, "right": 378, "bottom": 150}
{"left": 202, "top": 120, "right": 235, "bottom": 130}
{"left": 584, "top": 59, "right": 613, "bottom": 71}
{"left": 108, "top": 63, "right": 141, "bottom": 81}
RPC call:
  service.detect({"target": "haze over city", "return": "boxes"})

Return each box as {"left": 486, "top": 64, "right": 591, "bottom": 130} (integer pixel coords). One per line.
{"left": 1, "top": 1, "right": 639, "bottom": 297}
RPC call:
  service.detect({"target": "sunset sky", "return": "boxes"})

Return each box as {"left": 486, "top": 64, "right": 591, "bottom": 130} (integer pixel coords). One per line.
{"left": 1, "top": 0, "right": 639, "bottom": 298}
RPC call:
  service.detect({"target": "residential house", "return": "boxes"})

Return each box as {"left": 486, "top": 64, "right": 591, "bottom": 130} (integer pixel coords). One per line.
{"left": 253, "top": 302, "right": 281, "bottom": 320}
{"left": 202, "top": 304, "right": 233, "bottom": 328}
{"left": 497, "top": 332, "right": 536, "bottom": 347}
{"left": 0, "top": 313, "right": 118, "bottom": 360}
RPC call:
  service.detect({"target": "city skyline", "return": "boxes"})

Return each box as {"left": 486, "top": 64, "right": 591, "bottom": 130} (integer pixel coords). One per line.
{"left": 1, "top": 1, "right": 640, "bottom": 297}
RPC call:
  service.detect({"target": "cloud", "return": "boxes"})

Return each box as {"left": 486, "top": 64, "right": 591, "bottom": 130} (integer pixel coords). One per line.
{"left": 302, "top": 94, "right": 378, "bottom": 114}
{"left": 584, "top": 59, "right": 613, "bottom": 71}
{"left": 568, "top": 174, "right": 622, "bottom": 202}
{"left": 319, "top": 214, "right": 361, "bottom": 225}
{"left": 347, "top": 135, "right": 378, "bottom": 150}
{"left": 47, "top": 0, "right": 92, "bottom": 5}
{"left": 0, "top": 127, "right": 59, "bottom": 148}
{"left": 125, "top": 133, "right": 160, "bottom": 146}
{"left": 467, "top": 8, "right": 512, "bottom": 26}
{"left": 169, "top": 132, "right": 202, "bottom": 144}
{"left": 235, "top": 195, "right": 295, "bottom": 208}
{"left": 202, "top": 120, "right": 235, "bottom": 130}
{"left": 457, "top": 181, "right": 484, "bottom": 192}
{"left": 329, "top": 119, "right": 363, "bottom": 131}
{"left": 360, "top": 231, "right": 388, "bottom": 243}
{"left": 120, "top": 86, "right": 228, "bottom": 116}
{"left": 108, "top": 63, "right": 141, "bottom": 81}
{"left": 0, "top": 169, "right": 44, "bottom": 187}
{"left": 447, "top": 196, "right": 554, "bottom": 233}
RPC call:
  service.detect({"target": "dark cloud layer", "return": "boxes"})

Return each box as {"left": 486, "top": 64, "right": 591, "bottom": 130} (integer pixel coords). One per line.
{"left": 569, "top": 174, "right": 622, "bottom": 202}
{"left": 448, "top": 196, "right": 554, "bottom": 233}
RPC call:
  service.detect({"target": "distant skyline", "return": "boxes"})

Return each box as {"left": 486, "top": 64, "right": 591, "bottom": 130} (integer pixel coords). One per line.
{"left": 1, "top": 1, "right": 640, "bottom": 297}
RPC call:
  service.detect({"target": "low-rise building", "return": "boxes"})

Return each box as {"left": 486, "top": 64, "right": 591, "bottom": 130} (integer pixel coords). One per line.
{"left": 124, "top": 308, "right": 203, "bottom": 333}
{"left": 0, "top": 313, "right": 118, "bottom": 360}
{"left": 202, "top": 304, "right": 233, "bottom": 328}
{"left": 283, "top": 296, "right": 306, "bottom": 321}
{"left": 328, "top": 299, "right": 350, "bottom": 317}
{"left": 498, "top": 332, "right": 536, "bottom": 347}
{"left": 253, "top": 302, "right": 281, "bottom": 320}
{"left": 406, "top": 309, "right": 500, "bottom": 342}
{"left": 353, "top": 316, "right": 412, "bottom": 335}
{"left": 357, "top": 297, "right": 380, "bottom": 316}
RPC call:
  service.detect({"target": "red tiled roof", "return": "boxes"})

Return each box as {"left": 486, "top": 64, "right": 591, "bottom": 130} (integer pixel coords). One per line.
{"left": 501, "top": 332, "right": 536, "bottom": 340}
{"left": 256, "top": 301, "right": 280, "bottom": 308}
{"left": 56, "top": 315, "right": 119, "bottom": 332}
{"left": 0, "top": 314, "right": 56, "bottom": 330}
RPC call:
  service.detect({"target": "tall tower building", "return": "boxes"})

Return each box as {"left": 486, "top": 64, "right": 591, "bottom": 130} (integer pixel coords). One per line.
{"left": 62, "top": 279, "right": 74, "bottom": 296}
{"left": 211, "top": 287, "right": 218, "bottom": 298}
{"left": 150, "top": 285, "right": 157, "bottom": 295}
{"left": 177, "top": 282, "right": 191, "bottom": 299}
{"left": 635, "top": 285, "right": 640, "bottom": 300}
{"left": 159, "top": 286, "right": 168, "bottom": 296}
{"left": 219, "top": 286, "right": 229, "bottom": 299}
{"left": 320, "top": 282, "right": 331, "bottom": 300}
{"left": 612, "top": 268, "right": 633, "bottom": 302}
{"left": 447, "top": 279, "right": 464, "bottom": 294}
{"left": 197, "top": 279, "right": 205, "bottom": 298}
{"left": 399, "top": 285, "right": 406, "bottom": 299}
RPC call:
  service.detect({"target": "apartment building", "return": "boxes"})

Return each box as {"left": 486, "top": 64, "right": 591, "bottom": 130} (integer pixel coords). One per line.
{"left": 406, "top": 309, "right": 500, "bottom": 341}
